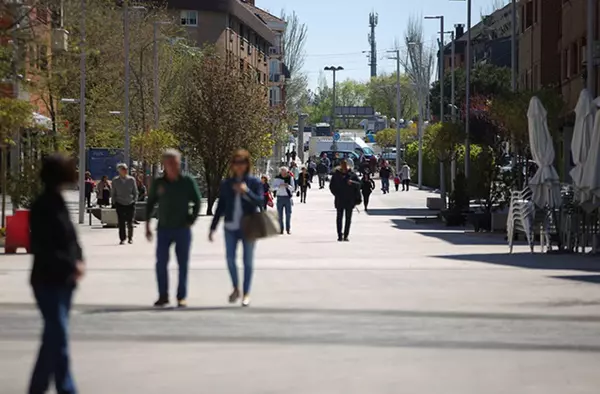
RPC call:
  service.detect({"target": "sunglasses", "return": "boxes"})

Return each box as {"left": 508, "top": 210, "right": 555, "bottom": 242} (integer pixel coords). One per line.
{"left": 232, "top": 159, "right": 248, "bottom": 165}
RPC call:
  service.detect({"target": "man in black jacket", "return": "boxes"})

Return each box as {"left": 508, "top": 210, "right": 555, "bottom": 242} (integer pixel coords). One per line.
{"left": 329, "top": 159, "right": 360, "bottom": 242}
{"left": 317, "top": 160, "right": 329, "bottom": 189}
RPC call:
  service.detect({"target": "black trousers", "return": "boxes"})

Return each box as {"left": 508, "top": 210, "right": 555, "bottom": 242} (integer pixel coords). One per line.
{"left": 85, "top": 193, "right": 92, "bottom": 208}
{"left": 336, "top": 206, "right": 354, "bottom": 238}
{"left": 362, "top": 192, "right": 371, "bottom": 210}
{"left": 115, "top": 203, "right": 135, "bottom": 241}
{"left": 318, "top": 174, "right": 327, "bottom": 188}
{"left": 402, "top": 179, "right": 410, "bottom": 191}
{"left": 300, "top": 186, "right": 308, "bottom": 202}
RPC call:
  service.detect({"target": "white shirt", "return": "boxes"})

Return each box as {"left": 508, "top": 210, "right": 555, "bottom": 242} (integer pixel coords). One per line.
{"left": 400, "top": 165, "right": 411, "bottom": 180}
{"left": 272, "top": 176, "right": 295, "bottom": 198}
{"left": 224, "top": 182, "right": 244, "bottom": 231}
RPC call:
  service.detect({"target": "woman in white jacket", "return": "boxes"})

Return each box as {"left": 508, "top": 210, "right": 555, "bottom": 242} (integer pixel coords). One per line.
{"left": 272, "top": 167, "right": 295, "bottom": 234}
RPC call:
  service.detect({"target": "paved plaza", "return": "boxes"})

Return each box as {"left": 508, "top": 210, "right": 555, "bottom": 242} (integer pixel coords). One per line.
{"left": 1, "top": 187, "right": 600, "bottom": 393}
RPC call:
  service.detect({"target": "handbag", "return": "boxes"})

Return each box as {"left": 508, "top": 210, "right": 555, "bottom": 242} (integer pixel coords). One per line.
{"left": 241, "top": 210, "right": 280, "bottom": 241}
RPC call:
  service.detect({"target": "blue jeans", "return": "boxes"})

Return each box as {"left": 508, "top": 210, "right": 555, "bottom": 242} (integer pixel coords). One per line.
{"left": 276, "top": 197, "right": 292, "bottom": 232}
{"left": 225, "top": 229, "right": 256, "bottom": 295}
{"left": 381, "top": 178, "right": 390, "bottom": 192}
{"left": 156, "top": 227, "right": 192, "bottom": 300}
{"left": 29, "top": 285, "right": 76, "bottom": 394}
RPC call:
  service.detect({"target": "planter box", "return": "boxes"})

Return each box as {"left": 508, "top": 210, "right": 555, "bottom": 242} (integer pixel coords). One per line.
{"left": 427, "top": 197, "right": 445, "bottom": 210}
{"left": 100, "top": 209, "right": 118, "bottom": 228}
{"left": 467, "top": 212, "right": 492, "bottom": 232}
{"left": 440, "top": 210, "right": 466, "bottom": 227}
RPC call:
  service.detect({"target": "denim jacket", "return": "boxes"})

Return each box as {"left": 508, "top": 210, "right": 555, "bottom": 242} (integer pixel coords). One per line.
{"left": 210, "top": 175, "right": 264, "bottom": 231}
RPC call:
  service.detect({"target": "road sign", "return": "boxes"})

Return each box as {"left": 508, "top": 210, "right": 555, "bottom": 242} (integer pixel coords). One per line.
{"left": 333, "top": 132, "right": 341, "bottom": 141}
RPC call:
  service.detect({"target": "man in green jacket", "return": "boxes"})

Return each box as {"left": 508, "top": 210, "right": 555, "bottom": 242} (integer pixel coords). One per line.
{"left": 146, "top": 149, "right": 201, "bottom": 308}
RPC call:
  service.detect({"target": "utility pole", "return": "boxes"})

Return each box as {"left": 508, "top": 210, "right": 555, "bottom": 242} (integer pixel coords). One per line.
{"left": 298, "top": 113, "right": 308, "bottom": 163}
{"left": 324, "top": 66, "right": 344, "bottom": 151}
{"left": 587, "top": 0, "right": 595, "bottom": 95}
{"left": 368, "top": 12, "right": 378, "bottom": 78}
{"left": 511, "top": 0, "right": 517, "bottom": 92}
{"left": 78, "top": 0, "right": 87, "bottom": 224}
{"left": 425, "top": 15, "right": 446, "bottom": 205}
{"left": 123, "top": 0, "right": 131, "bottom": 166}
{"left": 450, "top": 29, "right": 456, "bottom": 191}
{"left": 388, "top": 50, "right": 402, "bottom": 175}
{"left": 465, "top": 0, "right": 472, "bottom": 178}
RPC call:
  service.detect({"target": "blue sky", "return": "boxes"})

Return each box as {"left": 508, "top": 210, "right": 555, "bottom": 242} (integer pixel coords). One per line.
{"left": 258, "top": 0, "right": 508, "bottom": 90}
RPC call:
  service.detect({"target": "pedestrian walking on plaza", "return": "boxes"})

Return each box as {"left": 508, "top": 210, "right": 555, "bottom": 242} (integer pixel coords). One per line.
{"left": 298, "top": 167, "right": 311, "bottom": 203}
{"left": 29, "top": 154, "right": 84, "bottom": 394}
{"left": 400, "top": 162, "right": 411, "bottom": 191}
{"left": 330, "top": 159, "right": 360, "bottom": 242}
{"left": 146, "top": 149, "right": 201, "bottom": 308}
{"left": 136, "top": 174, "right": 147, "bottom": 202}
{"left": 111, "top": 164, "right": 138, "bottom": 245}
{"left": 209, "top": 149, "right": 264, "bottom": 307}
{"left": 273, "top": 166, "right": 295, "bottom": 234}
{"left": 369, "top": 155, "right": 377, "bottom": 175}
{"left": 290, "top": 149, "right": 297, "bottom": 162}
{"left": 307, "top": 158, "right": 317, "bottom": 182}
{"left": 379, "top": 162, "right": 392, "bottom": 194}
{"left": 96, "top": 175, "right": 111, "bottom": 207}
{"left": 361, "top": 173, "right": 376, "bottom": 212}
{"left": 394, "top": 174, "right": 401, "bottom": 192}
{"left": 317, "top": 159, "right": 328, "bottom": 189}
{"left": 285, "top": 149, "right": 291, "bottom": 164}
{"left": 261, "top": 175, "right": 273, "bottom": 210}
{"left": 290, "top": 161, "right": 300, "bottom": 190}
{"left": 84, "top": 171, "right": 95, "bottom": 208}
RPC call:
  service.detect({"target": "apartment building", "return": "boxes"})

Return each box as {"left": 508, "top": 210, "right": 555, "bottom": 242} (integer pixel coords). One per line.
{"left": 560, "top": 0, "right": 600, "bottom": 113}
{"left": 163, "top": 0, "right": 281, "bottom": 92}
{"left": 240, "top": 0, "right": 289, "bottom": 108}
{"left": 443, "top": 3, "right": 514, "bottom": 72}
{"left": 0, "top": 1, "right": 53, "bottom": 116}
{"left": 517, "top": 0, "right": 561, "bottom": 91}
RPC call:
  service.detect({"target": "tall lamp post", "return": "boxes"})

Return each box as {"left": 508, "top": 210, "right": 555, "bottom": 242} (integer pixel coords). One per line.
{"left": 77, "top": 0, "right": 86, "bottom": 224}
{"left": 387, "top": 50, "right": 402, "bottom": 175}
{"left": 123, "top": 2, "right": 146, "bottom": 166}
{"left": 324, "top": 66, "right": 344, "bottom": 151}
{"left": 450, "top": 0, "right": 471, "bottom": 178}
{"left": 425, "top": 15, "right": 446, "bottom": 205}
{"left": 407, "top": 41, "right": 424, "bottom": 189}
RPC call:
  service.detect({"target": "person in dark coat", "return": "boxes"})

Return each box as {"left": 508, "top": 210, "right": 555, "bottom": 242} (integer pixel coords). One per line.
{"left": 329, "top": 159, "right": 360, "bottom": 242}
{"left": 29, "top": 154, "right": 84, "bottom": 394}
{"left": 361, "top": 173, "right": 376, "bottom": 212}
{"left": 297, "top": 167, "right": 311, "bottom": 203}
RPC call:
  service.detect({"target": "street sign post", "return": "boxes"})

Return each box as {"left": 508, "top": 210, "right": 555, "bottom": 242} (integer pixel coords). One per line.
{"left": 333, "top": 132, "right": 341, "bottom": 141}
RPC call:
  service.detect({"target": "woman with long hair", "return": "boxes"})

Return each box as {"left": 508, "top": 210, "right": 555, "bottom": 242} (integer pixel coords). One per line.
{"left": 29, "top": 154, "right": 84, "bottom": 394}
{"left": 209, "top": 149, "right": 264, "bottom": 307}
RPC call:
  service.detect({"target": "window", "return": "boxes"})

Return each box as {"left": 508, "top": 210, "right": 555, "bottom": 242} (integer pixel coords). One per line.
{"left": 570, "top": 42, "right": 578, "bottom": 78}
{"left": 525, "top": 1, "right": 533, "bottom": 30}
{"left": 269, "top": 87, "right": 281, "bottom": 106}
{"left": 533, "top": 0, "right": 538, "bottom": 24}
{"left": 180, "top": 10, "right": 198, "bottom": 26}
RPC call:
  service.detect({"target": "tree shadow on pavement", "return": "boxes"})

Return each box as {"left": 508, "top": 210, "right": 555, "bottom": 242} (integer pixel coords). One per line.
{"left": 551, "top": 275, "right": 600, "bottom": 285}
{"left": 390, "top": 219, "right": 449, "bottom": 231}
{"left": 366, "top": 208, "right": 435, "bottom": 217}
{"left": 417, "top": 231, "right": 510, "bottom": 246}
{"left": 436, "top": 252, "right": 600, "bottom": 272}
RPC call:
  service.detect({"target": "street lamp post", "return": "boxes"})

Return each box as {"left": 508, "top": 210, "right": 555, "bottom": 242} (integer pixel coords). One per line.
{"left": 408, "top": 41, "right": 424, "bottom": 189}
{"left": 78, "top": 0, "right": 86, "bottom": 224}
{"left": 324, "top": 66, "right": 344, "bottom": 151}
{"left": 387, "top": 50, "right": 402, "bottom": 175}
{"left": 425, "top": 15, "right": 446, "bottom": 206}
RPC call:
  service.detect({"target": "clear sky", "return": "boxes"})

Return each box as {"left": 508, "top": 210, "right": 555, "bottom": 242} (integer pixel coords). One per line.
{"left": 257, "top": 0, "right": 509, "bottom": 90}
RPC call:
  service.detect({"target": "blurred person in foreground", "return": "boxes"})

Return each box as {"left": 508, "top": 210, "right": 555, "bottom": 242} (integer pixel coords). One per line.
{"left": 111, "top": 163, "right": 138, "bottom": 245}
{"left": 330, "top": 159, "right": 360, "bottom": 242}
{"left": 29, "top": 154, "right": 84, "bottom": 394}
{"left": 146, "top": 149, "right": 201, "bottom": 308}
{"left": 209, "top": 149, "right": 264, "bottom": 307}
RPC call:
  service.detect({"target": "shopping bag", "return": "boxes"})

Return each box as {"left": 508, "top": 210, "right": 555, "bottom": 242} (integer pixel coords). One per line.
{"left": 241, "top": 211, "right": 280, "bottom": 241}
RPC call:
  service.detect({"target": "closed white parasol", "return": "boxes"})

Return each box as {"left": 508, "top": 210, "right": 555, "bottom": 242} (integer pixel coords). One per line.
{"left": 527, "top": 97, "right": 561, "bottom": 208}
{"left": 570, "top": 89, "right": 595, "bottom": 200}
{"left": 579, "top": 105, "right": 600, "bottom": 211}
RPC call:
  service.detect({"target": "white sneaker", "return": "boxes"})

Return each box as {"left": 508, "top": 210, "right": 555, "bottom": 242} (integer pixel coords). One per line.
{"left": 242, "top": 295, "right": 251, "bottom": 307}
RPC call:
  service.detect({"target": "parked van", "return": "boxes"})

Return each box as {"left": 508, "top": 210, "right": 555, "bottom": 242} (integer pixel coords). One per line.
{"left": 309, "top": 134, "right": 376, "bottom": 159}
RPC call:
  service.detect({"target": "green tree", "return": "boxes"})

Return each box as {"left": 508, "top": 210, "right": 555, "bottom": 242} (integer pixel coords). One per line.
{"left": 429, "top": 63, "right": 511, "bottom": 121}
{"left": 375, "top": 128, "right": 396, "bottom": 148}
{"left": 0, "top": 98, "right": 32, "bottom": 225}
{"left": 174, "top": 49, "right": 272, "bottom": 215}
{"left": 365, "top": 73, "right": 418, "bottom": 121}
